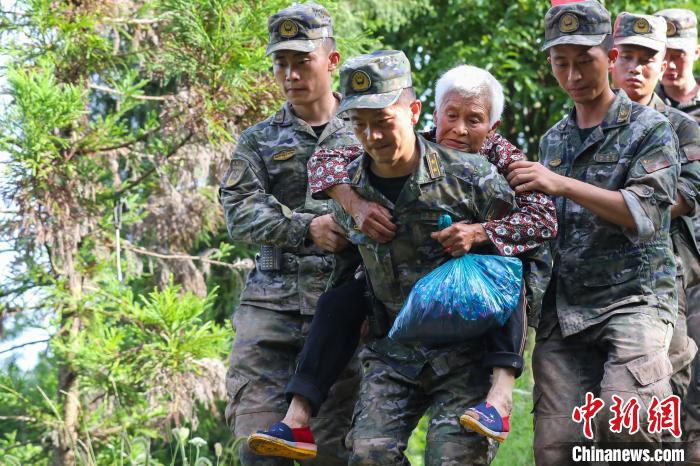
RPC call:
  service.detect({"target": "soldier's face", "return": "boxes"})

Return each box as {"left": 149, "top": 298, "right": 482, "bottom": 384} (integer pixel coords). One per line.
{"left": 549, "top": 44, "right": 612, "bottom": 104}
{"left": 349, "top": 98, "right": 421, "bottom": 166}
{"left": 662, "top": 46, "right": 700, "bottom": 87}
{"left": 611, "top": 44, "right": 666, "bottom": 103}
{"left": 272, "top": 47, "right": 340, "bottom": 105}
{"left": 433, "top": 91, "right": 499, "bottom": 153}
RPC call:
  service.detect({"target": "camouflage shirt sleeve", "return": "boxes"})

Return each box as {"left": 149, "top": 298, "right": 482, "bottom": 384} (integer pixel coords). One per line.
{"left": 465, "top": 157, "right": 517, "bottom": 223}
{"left": 307, "top": 144, "right": 364, "bottom": 200}
{"left": 478, "top": 133, "right": 558, "bottom": 256}
{"left": 675, "top": 117, "right": 700, "bottom": 216}
{"left": 219, "top": 133, "right": 316, "bottom": 247}
{"left": 620, "top": 120, "right": 680, "bottom": 243}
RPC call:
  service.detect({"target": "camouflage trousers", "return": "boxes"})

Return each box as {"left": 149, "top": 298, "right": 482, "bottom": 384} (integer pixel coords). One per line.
{"left": 347, "top": 346, "right": 498, "bottom": 466}
{"left": 225, "top": 305, "right": 360, "bottom": 466}
{"left": 533, "top": 310, "right": 675, "bottom": 466}
{"left": 683, "top": 284, "right": 700, "bottom": 441}
{"left": 669, "top": 277, "right": 697, "bottom": 399}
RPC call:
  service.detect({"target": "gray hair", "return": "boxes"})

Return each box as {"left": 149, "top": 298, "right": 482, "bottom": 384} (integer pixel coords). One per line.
{"left": 434, "top": 65, "right": 504, "bottom": 126}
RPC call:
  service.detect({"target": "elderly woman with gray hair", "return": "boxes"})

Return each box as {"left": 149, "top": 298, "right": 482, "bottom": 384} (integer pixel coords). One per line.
{"left": 247, "top": 65, "right": 557, "bottom": 460}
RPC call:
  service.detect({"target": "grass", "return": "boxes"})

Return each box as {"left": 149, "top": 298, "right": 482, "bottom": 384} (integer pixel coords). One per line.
{"left": 405, "top": 331, "right": 536, "bottom": 466}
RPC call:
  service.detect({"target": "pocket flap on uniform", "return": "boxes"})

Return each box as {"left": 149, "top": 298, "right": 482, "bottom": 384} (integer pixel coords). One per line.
{"left": 582, "top": 258, "right": 643, "bottom": 287}
{"left": 626, "top": 350, "right": 673, "bottom": 387}
{"left": 226, "top": 371, "right": 250, "bottom": 399}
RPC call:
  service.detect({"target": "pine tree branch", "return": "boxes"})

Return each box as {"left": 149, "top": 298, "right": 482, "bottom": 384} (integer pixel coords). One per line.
{"left": 123, "top": 243, "right": 254, "bottom": 271}
{"left": 112, "top": 131, "right": 194, "bottom": 198}
{"left": 88, "top": 83, "right": 174, "bottom": 101}
{"left": 0, "top": 338, "right": 50, "bottom": 355}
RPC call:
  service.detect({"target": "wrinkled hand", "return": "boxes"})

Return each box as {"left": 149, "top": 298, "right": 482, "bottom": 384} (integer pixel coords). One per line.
{"left": 349, "top": 197, "right": 397, "bottom": 244}
{"left": 308, "top": 214, "right": 350, "bottom": 252}
{"left": 430, "top": 223, "right": 488, "bottom": 257}
{"left": 506, "top": 160, "right": 567, "bottom": 196}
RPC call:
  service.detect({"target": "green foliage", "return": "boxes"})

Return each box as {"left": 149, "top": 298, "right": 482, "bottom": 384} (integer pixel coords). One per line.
{"left": 7, "top": 0, "right": 700, "bottom": 464}
{"left": 377, "top": 0, "right": 698, "bottom": 154}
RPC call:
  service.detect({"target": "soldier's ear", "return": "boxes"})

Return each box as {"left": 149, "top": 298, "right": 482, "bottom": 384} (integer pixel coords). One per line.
{"left": 328, "top": 50, "right": 341, "bottom": 72}
{"left": 409, "top": 99, "right": 422, "bottom": 125}
{"left": 659, "top": 53, "right": 668, "bottom": 74}
{"left": 608, "top": 47, "right": 619, "bottom": 63}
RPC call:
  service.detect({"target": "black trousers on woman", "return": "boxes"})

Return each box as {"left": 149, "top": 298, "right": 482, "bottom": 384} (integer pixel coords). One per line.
{"left": 285, "top": 276, "right": 527, "bottom": 416}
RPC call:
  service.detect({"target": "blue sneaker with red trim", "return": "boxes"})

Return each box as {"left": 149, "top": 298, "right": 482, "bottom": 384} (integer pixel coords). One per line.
{"left": 459, "top": 402, "right": 510, "bottom": 443}
{"left": 247, "top": 422, "right": 317, "bottom": 460}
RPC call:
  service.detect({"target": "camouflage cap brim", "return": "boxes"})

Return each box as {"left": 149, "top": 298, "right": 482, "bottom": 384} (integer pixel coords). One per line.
{"left": 265, "top": 38, "right": 322, "bottom": 56}
{"left": 614, "top": 36, "right": 666, "bottom": 53}
{"left": 541, "top": 33, "right": 606, "bottom": 51}
{"left": 666, "top": 36, "right": 697, "bottom": 50}
{"left": 337, "top": 90, "right": 403, "bottom": 115}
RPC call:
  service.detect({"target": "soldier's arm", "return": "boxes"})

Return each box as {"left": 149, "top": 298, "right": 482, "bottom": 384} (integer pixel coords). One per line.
{"left": 219, "top": 133, "right": 315, "bottom": 247}
{"left": 671, "top": 118, "right": 700, "bottom": 218}
{"left": 431, "top": 159, "right": 517, "bottom": 256}
{"left": 480, "top": 134, "right": 558, "bottom": 256}
{"left": 506, "top": 122, "right": 679, "bottom": 240}
{"left": 618, "top": 121, "right": 680, "bottom": 241}
{"left": 327, "top": 201, "right": 363, "bottom": 287}
{"left": 308, "top": 145, "right": 396, "bottom": 243}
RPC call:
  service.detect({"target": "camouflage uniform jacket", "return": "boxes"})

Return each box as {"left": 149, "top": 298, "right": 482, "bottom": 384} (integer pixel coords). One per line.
{"left": 649, "top": 93, "right": 700, "bottom": 284}
{"left": 308, "top": 131, "right": 558, "bottom": 256}
{"left": 219, "top": 96, "right": 358, "bottom": 314}
{"left": 331, "top": 134, "right": 521, "bottom": 379}
{"left": 657, "top": 81, "right": 700, "bottom": 124}
{"left": 540, "top": 90, "right": 680, "bottom": 337}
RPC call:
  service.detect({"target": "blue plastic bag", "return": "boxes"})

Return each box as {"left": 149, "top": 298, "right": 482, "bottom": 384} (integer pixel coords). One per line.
{"left": 388, "top": 215, "right": 523, "bottom": 344}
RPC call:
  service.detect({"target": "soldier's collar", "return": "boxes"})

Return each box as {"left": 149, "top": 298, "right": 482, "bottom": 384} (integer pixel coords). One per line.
{"left": 272, "top": 101, "right": 295, "bottom": 126}
{"left": 271, "top": 93, "right": 345, "bottom": 127}
{"left": 560, "top": 89, "right": 632, "bottom": 132}
{"left": 350, "top": 133, "right": 443, "bottom": 188}
{"left": 657, "top": 80, "right": 700, "bottom": 108}
{"left": 648, "top": 93, "right": 668, "bottom": 115}
{"left": 413, "top": 134, "right": 445, "bottom": 185}
{"left": 604, "top": 90, "right": 633, "bottom": 128}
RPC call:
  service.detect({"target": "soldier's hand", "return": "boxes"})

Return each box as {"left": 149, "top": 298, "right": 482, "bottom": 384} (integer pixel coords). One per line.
{"left": 348, "top": 197, "right": 396, "bottom": 244}
{"left": 430, "top": 223, "right": 489, "bottom": 257}
{"left": 506, "top": 161, "right": 567, "bottom": 196}
{"left": 308, "top": 214, "right": 350, "bottom": 252}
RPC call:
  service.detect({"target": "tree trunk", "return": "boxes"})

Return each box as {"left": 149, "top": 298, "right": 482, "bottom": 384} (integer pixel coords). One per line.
{"left": 52, "top": 227, "right": 82, "bottom": 466}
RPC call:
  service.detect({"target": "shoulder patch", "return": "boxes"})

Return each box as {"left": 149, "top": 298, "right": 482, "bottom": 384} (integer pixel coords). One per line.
{"left": 221, "top": 159, "right": 248, "bottom": 187}
{"left": 272, "top": 149, "right": 296, "bottom": 161}
{"left": 684, "top": 144, "right": 700, "bottom": 161}
{"left": 426, "top": 150, "right": 444, "bottom": 179}
{"left": 641, "top": 156, "right": 672, "bottom": 174}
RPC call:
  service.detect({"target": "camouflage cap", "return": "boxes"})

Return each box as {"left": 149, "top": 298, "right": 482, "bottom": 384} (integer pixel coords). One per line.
{"left": 337, "top": 50, "right": 413, "bottom": 114}
{"left": 655, "top": 9, "right": 697, "bottom": 50}
{"left": 266, "top": 2, "right": 333, "bottom": 56}
{"left": 614, "top": 12, "right": 667, "bottom": 53}
{"left": 542, "top": 0, "right": 612, "bottom": 52}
